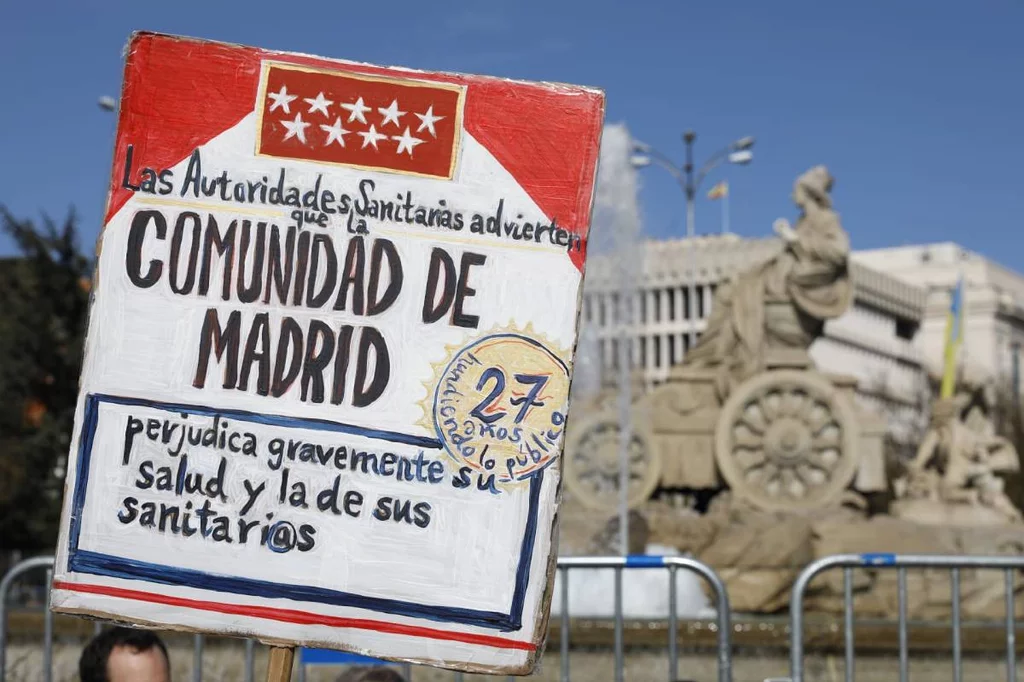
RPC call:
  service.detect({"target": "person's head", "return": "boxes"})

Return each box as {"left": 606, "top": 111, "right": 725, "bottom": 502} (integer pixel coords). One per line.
{"left": 359, "top": 668, "right": 407, "bottom": 682}
{"left": 79, "top": 626, "right": 170, "bottom": 682}
{"left": 335, "top": 665, "right": 406, "bottom": 682}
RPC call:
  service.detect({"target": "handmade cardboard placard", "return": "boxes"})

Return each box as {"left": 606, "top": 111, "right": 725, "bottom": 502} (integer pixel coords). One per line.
{"left": 50, "top": 32, "right": 603, "bottom": 675}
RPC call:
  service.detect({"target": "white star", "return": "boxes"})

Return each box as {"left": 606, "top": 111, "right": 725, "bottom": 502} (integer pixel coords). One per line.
{"left": 392, "top": 127, "right": 425, "bottom": 157}
{"left": 415, "top": 105, "right": 445, "bottom": 138}
{"left": 358, "top": 124, "right": 387, "bottom": 150}
{"left": 341, "top": 97, "right": 371, "bottom": 124}
{"left": 281, "top": 113, "right": 310, "bottom": 144}
{"left": 304, "top": 92, "right": 333, "bottom": 117}
{"left": 320, "top": 117, "right": 350, "bottom": 147}
{"left": 377, "top": 99, "right": 406, "bottom": 128}
{"left": 267, "top": 86, "right": 297, "bottom": 114}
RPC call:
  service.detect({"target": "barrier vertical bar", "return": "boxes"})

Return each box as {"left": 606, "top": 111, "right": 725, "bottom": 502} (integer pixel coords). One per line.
{"left": 192, "top": 634, "right": 203, "bottom": 682}
{"left": 403, "top": 662, "right": 413, "bottom": 681}
{"left": 897, "top": 567, "right": 908, "bottom": 682}
{"left": 842, "top": 567, "right": 853, "bottom": 682}
{"left": 296, "top": 657, "right": 306, "bottom": 682}
{"left": 614, "top": 566, "right": 624, "bottom": 682}
{"left": 709, "top": 567, "right": 732, "bottom": 682}
{"left": 454, "top": 673, "right": 464, "bottom": 682}
{"left": 0, "top": 556, "right": 56, "bottom": 682}
{"left": 93, "top": 620, "right": 102, "bottom": 636}
{"left": 668, "top": 564, "right": 678, "bottom": 682}
{"left": 560, "top": 565, "right": 569, "bottom": 682}
{"left": 244, "top": 639, "right": 255, "bottom": 682}
{"left": 0, "top": 569, "right": 7, "bottom": 682}
{"left": 951, "top": 567, "right": 961, "bottom": 682}
{"left": 790, "top": 564, "right": 806, "bottom": 682}
{"left": 42, "top": 568, "right": 53, "bottom": 682}
{"left": 1005, "top": 568, "right": 1016, "bottom": 682}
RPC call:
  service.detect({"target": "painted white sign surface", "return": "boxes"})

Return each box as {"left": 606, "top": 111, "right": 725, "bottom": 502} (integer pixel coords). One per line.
{"left": 51, "top": 32, "right": 604, "bottom": 674}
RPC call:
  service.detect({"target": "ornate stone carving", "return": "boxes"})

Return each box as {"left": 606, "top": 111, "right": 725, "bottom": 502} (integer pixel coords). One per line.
{"left": 682, "top": 165, "right": 853, "bottom": 398}
{"left": 714, "top": 370, "right": 859, "bottom": 511}
{"left": 563, "top": 412, "right": 660, "bottom": 510}
{"left": 894, "top": 384, "right": 1022, "bottom": 525}
{"left": 562, "top": 166, "right": 886, "bottom": 514}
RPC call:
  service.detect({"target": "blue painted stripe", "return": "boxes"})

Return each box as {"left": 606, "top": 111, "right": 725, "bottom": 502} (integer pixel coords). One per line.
{"left": 625, "top": 555, "right": 665, "bottom": 568}
{"left": 68, "top": 396, "right": 101, "bottom": 557}
{"left": 508, "top": 474, "right": 543, "bottom": 625}
{"left": 91, "top": 393, "right": 444, "bottom": 449}
{"left": 301, "top": 649, "right": 389, "bottom": 665}
{"left": 860, "top": 552, "right": 896, "bottom": 565}
{"left": 70, "top": 549, "right": 521, "bottom": 631}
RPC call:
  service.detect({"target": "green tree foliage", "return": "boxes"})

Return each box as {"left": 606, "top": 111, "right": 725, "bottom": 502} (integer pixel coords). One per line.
{"left": 0, "top": 207, "right": 91, "bottom": 552}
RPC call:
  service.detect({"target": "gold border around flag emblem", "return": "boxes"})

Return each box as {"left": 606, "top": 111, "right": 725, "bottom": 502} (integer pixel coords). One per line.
{"left": 254, "top": 60, "right": 466, "bottom": 181}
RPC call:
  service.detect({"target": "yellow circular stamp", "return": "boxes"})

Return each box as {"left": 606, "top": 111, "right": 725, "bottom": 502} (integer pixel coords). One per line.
{"left": 430, "top": 331, "right": 570, "bottom": 485}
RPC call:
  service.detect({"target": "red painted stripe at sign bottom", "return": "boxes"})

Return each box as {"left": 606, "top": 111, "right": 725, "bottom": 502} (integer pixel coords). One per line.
{"left": 52, "top": 581, "right": 536, "bottom": 652}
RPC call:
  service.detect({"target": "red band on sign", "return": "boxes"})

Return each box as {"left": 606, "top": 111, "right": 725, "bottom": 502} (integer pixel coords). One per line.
{"left": 106, "top": 33, "right": 602, "bottom": 272}
{"left": 52, "top": 581, "right": 536, "bottom": 652}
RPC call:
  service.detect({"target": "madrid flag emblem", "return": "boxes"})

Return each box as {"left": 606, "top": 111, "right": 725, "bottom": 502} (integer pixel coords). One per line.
{"left": 257, "top": 63, "right": 464, "bottom": 179}
{"left": 51, "top": 31, "right": 604, "bottom": 675}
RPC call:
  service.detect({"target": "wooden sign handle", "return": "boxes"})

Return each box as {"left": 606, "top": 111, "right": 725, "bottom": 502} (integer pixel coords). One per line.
{"left": 266, "top": 646, "right": 295, "bottom": 682}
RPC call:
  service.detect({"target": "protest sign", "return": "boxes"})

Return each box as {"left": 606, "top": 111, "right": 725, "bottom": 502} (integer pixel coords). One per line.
{"left": 50, "top": 32, "right": 604, "bottom": 674}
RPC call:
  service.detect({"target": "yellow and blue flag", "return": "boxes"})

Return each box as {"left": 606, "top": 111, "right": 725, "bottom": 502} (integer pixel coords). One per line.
{"left": 940, "top": 277, "right": 964, "bottom": 398}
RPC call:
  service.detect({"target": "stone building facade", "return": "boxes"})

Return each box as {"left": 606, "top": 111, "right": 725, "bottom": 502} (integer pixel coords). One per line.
{"left": 579, "top": 234, "right": 930, "bottom": 438}
{"left": 854, "top": 242, "right": 1024, "bottom": 398}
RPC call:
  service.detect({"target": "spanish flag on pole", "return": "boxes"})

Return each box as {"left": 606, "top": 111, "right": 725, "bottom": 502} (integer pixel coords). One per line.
{"left": 707, "top": 181, "right": 730, "bottom": 233}
{"left": 707, "top": 181, "right": 729, "bottom": 200}
{"left": 940, "top": 278, "right": 964, "bottom": 398}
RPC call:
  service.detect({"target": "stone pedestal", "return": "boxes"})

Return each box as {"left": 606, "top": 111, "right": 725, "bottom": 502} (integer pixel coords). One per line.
{"left": 891, "top": 498, "right": 1016, "bottom": 527}
{"left": 614, "top": 499, "right": 1024, "bottom": 619}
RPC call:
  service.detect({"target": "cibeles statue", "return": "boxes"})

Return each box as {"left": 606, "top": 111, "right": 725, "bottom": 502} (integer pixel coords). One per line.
{"left": 561, "top": 164, "right": 889, "bottom": 516}
{"left": 681, "top": 165, "right": 853, "bottom": 399}
{"left": 895, "top": 383, "right": 1022, "bottom": 525}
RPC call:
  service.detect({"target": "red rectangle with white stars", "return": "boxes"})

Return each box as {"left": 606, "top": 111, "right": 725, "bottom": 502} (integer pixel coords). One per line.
{"left": 256, "top": 62, "right": 464, "bottom": 180}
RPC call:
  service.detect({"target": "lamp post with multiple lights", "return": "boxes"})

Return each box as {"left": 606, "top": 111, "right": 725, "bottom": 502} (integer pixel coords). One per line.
{"left": 630, "top": 131, "right": 755, "bottom": 350}
{"left": 631, "top": 131, "right": 755, "bottom": 238}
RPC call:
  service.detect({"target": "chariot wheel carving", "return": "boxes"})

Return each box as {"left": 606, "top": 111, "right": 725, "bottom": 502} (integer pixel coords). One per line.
{"left": 714, "top": 370, "right": 859, "bottom": 511}
{"left": 563, "top": 413, "right": 661, "bottom": 511}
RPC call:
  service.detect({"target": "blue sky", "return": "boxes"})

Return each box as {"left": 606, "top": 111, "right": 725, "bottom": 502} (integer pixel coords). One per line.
{"left": 2, "top": 1, "right": 1022, "bottom": 268}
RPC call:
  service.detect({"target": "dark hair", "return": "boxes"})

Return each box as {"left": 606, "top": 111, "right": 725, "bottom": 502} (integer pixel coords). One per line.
{"left": 359, "top": 668, "right": 406, "bottom": 682}
{"left": 335, "top": 666, "right": 406, "bottom": 682}
{"left": 79, "top": 626, "right": 169, "bottom": 682}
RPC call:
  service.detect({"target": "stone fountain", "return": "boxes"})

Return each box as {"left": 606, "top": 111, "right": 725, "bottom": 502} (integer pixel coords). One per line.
{"left": 561, "top": 163, "right": 1024, "bottom": 620}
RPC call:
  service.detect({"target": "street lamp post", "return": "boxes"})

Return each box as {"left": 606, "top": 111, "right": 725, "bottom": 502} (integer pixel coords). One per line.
{"left": 630, "top": 131, "right": 755, "bottom": 350}
{"left": 631, "top": 131, "right": 755, "bottom": 238}
{"left": 683, "top": 131, "right": 696, "bottom": 239}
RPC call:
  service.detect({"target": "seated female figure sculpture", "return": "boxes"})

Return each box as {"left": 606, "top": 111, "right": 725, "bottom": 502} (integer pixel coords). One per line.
{"left": 682, "top": 165, "right": 853, "bottom": 398}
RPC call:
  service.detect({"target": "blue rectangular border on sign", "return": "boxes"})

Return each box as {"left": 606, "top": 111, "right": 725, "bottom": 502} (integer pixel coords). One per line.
{"left": 65, "top": 394, "right": 542, "bottom": 632}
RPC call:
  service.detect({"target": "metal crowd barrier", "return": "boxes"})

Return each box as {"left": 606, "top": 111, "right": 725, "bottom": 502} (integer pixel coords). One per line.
{"left": 0, "top": 557, "right": 58, "bottom": 682}
{"left": 556, "top": 556, "right": 732, "bottom": 682}
{"left": 0, "top": 554, "right": 732, "bottom": 682}
{"left": 788, "top": 553, "right": 1024, "bottom": 682}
